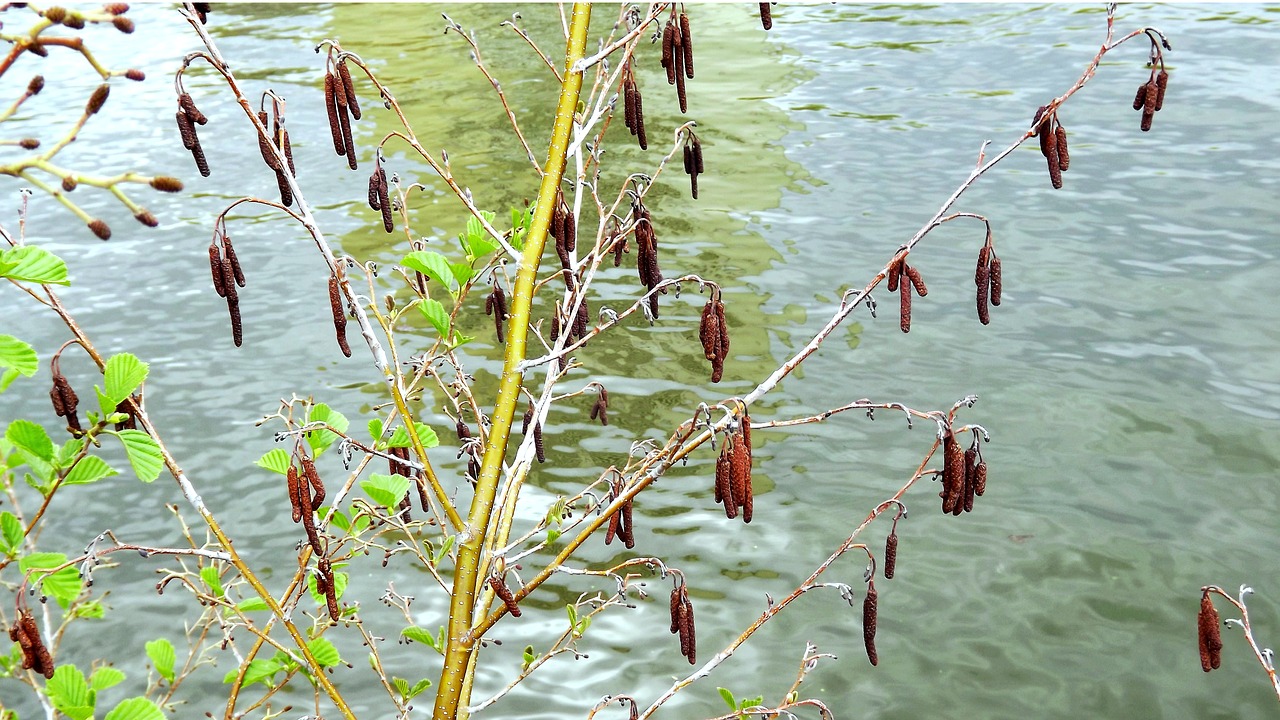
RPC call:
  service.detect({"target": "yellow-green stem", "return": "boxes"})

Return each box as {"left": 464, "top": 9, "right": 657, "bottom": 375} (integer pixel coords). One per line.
{"left": 432, "top": 5, "right": 591, "bottom": 719}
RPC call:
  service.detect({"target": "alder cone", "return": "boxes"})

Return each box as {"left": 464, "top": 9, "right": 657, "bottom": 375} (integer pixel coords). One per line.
{"left": 1198, "top": 592, "right": 1223, "bottom": 672}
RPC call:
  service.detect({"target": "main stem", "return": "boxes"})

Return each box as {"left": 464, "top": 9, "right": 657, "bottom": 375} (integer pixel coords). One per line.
{"left": 432, "top": 5, "right": 592, "bottom": 719}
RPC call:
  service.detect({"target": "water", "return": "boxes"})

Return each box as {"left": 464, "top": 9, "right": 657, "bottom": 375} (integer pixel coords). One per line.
{"left": 2, "top": 4, "right": 1277, "bottom": 719}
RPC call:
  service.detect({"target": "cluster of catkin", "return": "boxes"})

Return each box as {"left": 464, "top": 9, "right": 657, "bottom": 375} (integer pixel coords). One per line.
{"left": 621, "top": 57, "right": 647, "bottom": 150}
{"left": 286, "top": 453, "right": 327, "bottom": 554}
{"left": 454, "top": 419, "right": 481, "bottom": 488}
{"left": 588, "top": 386, "right": 609, "bottom": 426}
{"left": 699, "top": 295, "right": 730, "bottom": 383}
{"left": 1197, "top": 590, "right": 1223, "bottom": 672}
{"left": 632, "top": 200, "right": 663, "bottom": 319}
{"left": 669, "top": 582, "right": 697, "bottom": 664}
{"left": 325, "top": 57, "right": 361, "bottom": 170}
{"left": 887, "top": 255, "right": 927, "bottom": 334}
{"left": 1134, "top": 67, "right": 1169, "bottom": 132}
{"left": 208, "top": 230, "right": 246, "bottom": 347}
{"left": 940, "top": 430, "right": 987, "bottom": 516}
{"left": 327, "top": 273, "right": 352, "bottom": 357}
{"left": 48, "top": 353, "right": 81, "bottom": 434}
{"left": 254, "top": 106, "right": 296, "bottom": 207}
{"left": 682, "top": 132, "right": 705, "bottom": 199}
{"left": 714, "top": 412, "right": 753, "bottom": 522}
{"left": 367, "top": 156, "right": 393, "bottom": 233}
{"left": 521, "top": 403, "right": 547, "bottom": 464}
{"left": 388, "top": 445, "right": 432, "bottom": 512}
{"left": 604, "top": 474, "right": 637, "bottom": 549}
{"left": 974, "top": 237, "right": 1003, "bottom": 325}
{"left": 314, "top": 555, "right": 340, "bottom": 621}
{"left": 175, "top": 91, "right": 210, "bottom": 178}
{"left": 8, "top": 608, "right": 54, "bottom": 679}
{"left": 550, "top": 190, "right": 577, "bottom": 271}
{"left": 1031, "top": 106, "right": 1070, "bottom": 189}
{"left": 484, "top": 281, "right": 508, "bottom": 343}
{"left": 661, "top": 11, "right": 694, "bottom": 113}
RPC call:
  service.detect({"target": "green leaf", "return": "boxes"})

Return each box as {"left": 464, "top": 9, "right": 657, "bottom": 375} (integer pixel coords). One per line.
{"left": 361, "top": 473, "right": 409, "bottom": 510}
{"left": 327, "top": 507, "right": 351, "bottom": 533}
{"left": 744, "top": 695, "right": 764, "bottom": 709}
{"left": 546, "top": 528, "right": 561, "bottom": 543}
{"left": 114, "top": 429, "right": 163, "bottom": 483}
{"left": 417, "top": 298, "right": 451, "bottom": 338}
{"left": 0, "top": 367, "right": 20, "bottom": 393}
{"left": 0, "top": 246, "right": 69, "bottom": 285}
{"left": 102, "top": 353, "right": 148, "bottom": 407}
{"left": 522, "top": 644, "right": 536, "bottom": 670}
{"left": 235, "top": 597, "right": 270, "bottom": 613}
{"left": 145, "top": 638, "right": 175, "bottom": 683}
{"left": 104, "top": 697, "right": 165, "bottom": 720}
{"left": 306, "top": 403, "right": 348, "bottom": 456}
{"left": 0, "top": 335, "right": 38, "bottom": 378}
{"left": 70, "top": 600, "right": 105, "bottom": 619}
{"left": 47, "top": 664, "right": 94, "bottom": 720}
{"left": 392, "top": 677, "right": 410, "bottom": 698}
{"left": 255, "top": 448, "right": 291, "bottom": 475}
{"left": 367, "top": 418, "right": 384, "bottom": 442}
{"left": 223, "top": 658, "right": 282, "bottom": 688}
{"left": 400, "top": 625, "right": 442, "bottom": 654}
{"left": 402, "top": 251, "right": 459, "bottom": 294}
{"left": 62, "top": 455, "right": 118, "bottom": 486}
{"left": 307, "top": 637, "right": 341, "bottom": 667}
{"left": 90, "top": 666, "right": 126, "bottom": 691}
{"left": 1, "top": 511, "right": 24, "bottom": 553}
{"left": 449, "top": 262, "right": 475, "bottom": 288}
{"left": 409, "top": 678, "right": 432, "bottom": 698}
{"left": 200, "top": 566, "right": 224, "bottom": 598}
{"left": 308, "top": 568, "right": 348, "bottom": 604}
{"left": 719, "top": 688, "right": 737, "bottom": 711}
{"left": 7, "top": 419, "right": 54, "bottom": 460}
{"left": 386, "top": 422, "right": 439, "bottom": 449}
{"left": 20, "top": 552, "right": 81, "bottom": 608}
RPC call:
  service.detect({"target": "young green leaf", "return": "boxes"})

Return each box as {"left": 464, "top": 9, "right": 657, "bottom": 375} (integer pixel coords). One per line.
{"left": 6, "top": 419, "right": 54, "bottom": 461}
{"left": 62, "top": 455, "right": 118, "bottom": 486}
{"left": 307, "top": 637, "right": 342, "bottom": 667}
{"left": 0, "top": 511, "right": 24, "bottom": 553}
{"left": 145, "top": 638, "right": 176, "bottom": 683}
{"left": 400, "top": 625, "right": 442, "bottom": 654}
{"left": 223, "top": 658, "right": 283, "bottom": 689}
{"left": 47, "top": 664, "right": 95, "bottom": 720}
{"left": 113, "top": 429, "right": 163, "bottom": 482}
{"left": 418, "top": 298, "right": 451, "bottom": 338}
{"left": 103, "top": 697, "right": 165, "bottom": 720}
{"left": 367, "top": 417, "right": 384, "bottom": 442}
{"left": 0, "top": 334, "right": 38, "bottom": 379}
{"left": 102, "top": 353, "right": 148, "bottom": 406}
{"left": 306, "top": 403, "right": 349, "bottom": 456}
{"left": 90, "top": 666, "right": 126, "bottom": 691}
{"left": 20, "top": 552, "right": 82, "bottom": 608}
{"left": 402, "top": 251, "right": 459, "bottom": 294}
{"left": 360, "top": 473, "right": 410, "bottom": 510}
{"left": 200, "top": 566, "right": 224, "bottom": 598}
{"left": 392, "top": 677, "right": 411, "bottom": 699}
{"left": 0, "top": 246, "right": 70, "bottom": 285}
{"left": 449, "top": 261, "right": 475, "bottom": 287}
{"left": 409, "top": 678, "right": 432, "bottom": 699}
{"left": 71, "top": 600, "right": 105, "bottom": 619}
{"left": 386, "top": 421, "right": 439, "bottom": 449}
{"left": 255, "top": 448, "right": 292, "bottom": 475}
{"left": 235, "top": 597, "right": 270, "bottom": 613}
{"left": 719, "top": 687, "right": 737, "bottom": 711}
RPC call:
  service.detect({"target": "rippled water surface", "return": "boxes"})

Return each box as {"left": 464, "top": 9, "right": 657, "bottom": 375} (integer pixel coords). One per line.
{"left": 2, "top": 4, "right": 1278, "bottom": 719}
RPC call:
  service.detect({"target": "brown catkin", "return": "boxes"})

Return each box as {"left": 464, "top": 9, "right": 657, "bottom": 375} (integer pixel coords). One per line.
{"left": 942, "top": 432, "right": 963, "bottom": 514}
{"left": 699, "top": 299, "right": 719, "bottom": 361}
{"left": 287, "top": 465, "right": 303, "bottom": 523}
{"left": 368, "top": 167, "right": 382, "bottom": 210}
{"left": 1133, "top": 82, "right": 1149, "bottom": 111}
{"left": 324, "top": 73, "right": 345, "bottom": 156}
{"left": 489, "top": 576, "right": 522, "bottom": 617}
{"left": 759, "top": 2, "right": 772, "bottom": 30}
{"left": 680, "top": 592, "right": 696, "bottom": 664}
{"left": 62, "top": 11, "right": 85, "bottom": 28}
{"left": 1042, "top": 124, "right": 1062, "bottom": 189}
{"left": 209, "top": 245, "right": 227, "bottom": 297}
{"left": 328, "top": 275, "right": 351, "bottom": 357}
{"left": 337, "top": 59, "right": 361, "bottom": 120}
{"left": 178, "top": 93, "right": 207, "bottom": 125}
{"left": 228, "top": 292, "right": 243, "bottom": 347}
{"left": 302, "top": 455, "right": 325, "bottom": 509}
{"left": 989, "top": 256, "right": 1002, "bottom": 306}
{"left": 1055, "top": 125, "right": 1070, "bottom": 171}
{"left": 669, "top": 586, "right": 682, "bottom": 634}
{"left": 963, "top": 445, "right": 978, "bottom": 513}
{"left": 534, "top": 422, "right": 546, "bottom": 463}
{"left": 320, "top": 558, "right": 340, "bottom": 620}
{"left": 1154, "top": 70, "right": 1169, "bottom": 112}
{"left": 715, "top": 443, "right": 733, "bottom": 512}
{"left": 662, "top": 23, "right": 676, "bottom": 84}
{"left": 1141, "top": 107, "right": 1154, "bottom": 133}
{"left": 884, "top": 531, "right": 898, "bottom": 579}
{"left": 86, "top": 84, "right": 109, "bottom": 114}
{"left": 604, "top": 503, "right": 621, "bottom": 545}
{"left": 45, "top": 7, "right": 66, "bottom": 23}
{"left": 275, "top": 169, "right": 294, "bottom": 207}
{"left": 887, "top": 257, "right": 900, "bottom": 293}
{"left": 906, "top": 264, "right": 928, "bottom": 297}
{"left": 625, "top": 79, "right": 637, "bottom": 133}
{"left": 1198, "top": 591, "right": 1223, "bottom": 672}
{"left": 223, "top": 238, "right": 245, "bottom": 288}
{"left": 48, "top": 377, "right": 65, "bottom": 418}
{"left": 729, "top": 434, "right": 751, "bottom": 522}
{"left": 1143, "top": 78, "right": 1158, "bottom": 116}
{"left": 674, "top": 47, "right": 688, "bottom": 113}
{"left": 256, "top": 111, "right": 282, "bottom": 171}
{"left": 975, "top": 245, "right": 990, "bottom": 286}
{"left": 974, "top": 460, "right": 988, "bottom": 496}
{"left": 976, "top": 273, "right": 991, "bottom": 325}
{"left": 680, "top": 13, "right": 694, "bottom": 79}
{"left": 899, "top": 264, "right": 912, "bottom": 333}
{"left": 634, "top": 91, "right": 647, "bottom": 150}
{"left": 176, "top": 110, "right": 197, "bottom": 150}
{"left": 88, "top": 219, "right": 111, "bottom": 240}
{"left": 620, "top": 497, "right": 635, "bottom": 549}
{"left": 863, "top": 582, "right": 879, "bottom": 666}
{"left": 683, "top": 143, "right": 693, "bottom": 175}
{"left": 192, "top": 138, "right": 210, "bottom": 177}
{"left": 694, "top": 136, "right": 705, "bottom": 173}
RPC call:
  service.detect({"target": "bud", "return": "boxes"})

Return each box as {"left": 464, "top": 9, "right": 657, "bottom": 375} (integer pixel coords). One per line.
{"left": 44, "top": 6, "right": 67, "bottom": 23}
{"left": 112, "top": 16, "right": 134, "bottom": 33}
{"left": 86, "top": 84, "right": 110, "bottom": 115}
{"left": 133, "top": 210, "right": 158, "bottom": 227}
{"left": 28, "top": 75, "right": 45, "bottom": 95}
{"left": 104, "top": 3, "right": 130, "bottom": 15}
{"left": 149, "top": 176, "right": 183, "bottom": 193}
{"left": 88, "top": 219, "right": 111, "bottom": 240}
